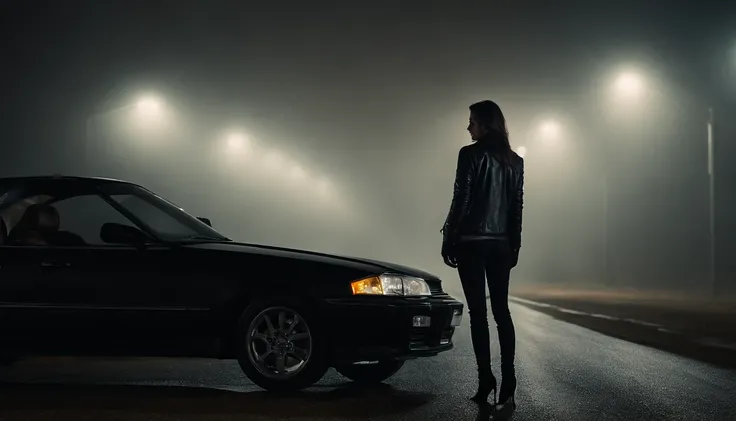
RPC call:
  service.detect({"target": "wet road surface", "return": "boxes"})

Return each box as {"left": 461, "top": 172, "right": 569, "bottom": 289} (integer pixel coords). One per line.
{"left": 1, "top": 302, "right": 735, "bottom": 420}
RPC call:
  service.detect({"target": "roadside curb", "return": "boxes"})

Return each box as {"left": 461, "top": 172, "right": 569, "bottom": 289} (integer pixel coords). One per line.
{"left": 508, "top": 296, "right": 736, "bottom": 352}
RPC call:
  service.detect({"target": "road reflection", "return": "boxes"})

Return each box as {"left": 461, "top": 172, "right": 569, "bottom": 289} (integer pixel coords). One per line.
{"left": 0, "top": 381, "right": 435, "bottom": 419}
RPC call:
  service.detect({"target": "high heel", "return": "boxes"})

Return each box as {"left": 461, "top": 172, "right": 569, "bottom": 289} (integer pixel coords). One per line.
{"left": 495, "top": 373, "right": 517, "bottom": 412}
{"left": 496, "top": 394, "right": 516, "bottom": 410}
{"left": 470, "top": 372, "right": 497, "bottom": 404}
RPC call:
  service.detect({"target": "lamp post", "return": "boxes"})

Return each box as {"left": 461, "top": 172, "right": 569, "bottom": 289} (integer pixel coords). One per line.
{"left": 707, "top": 108, "right": 716, "bottom": 296}
{"left": 609, "top": 68, "right": 719, "bottom": 296}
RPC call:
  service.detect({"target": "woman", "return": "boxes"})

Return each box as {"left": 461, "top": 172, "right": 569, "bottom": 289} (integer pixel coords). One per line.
{"left": 441, "top": 100, "right": 524, "bottom": 411}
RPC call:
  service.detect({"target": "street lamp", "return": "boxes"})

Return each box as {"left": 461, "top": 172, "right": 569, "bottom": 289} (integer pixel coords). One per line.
{"left": 86, "top": 93, "right": 167, "bottom": 169}
{"left": 517, "top": 117, "right": 564, "bottom": 157}
{"left": 136, "top": 96, "right": 162, "bottom": 115}
{"left": 613, "top": 71, "right": 645, "bottom": 100}
{"left": 707, "top": 108, "right": 716, "bottom": 297}
{"left": 226, "top": 132, "right": 249, "bottom": 152}
{"left": 599, "top": 69, "right": 651, "bottom": 284}
{"left": 539, "top": 119, "right": 561, "bottom": 142}
{"left": 607, "top": 67, "right": 718, "bottom": 296}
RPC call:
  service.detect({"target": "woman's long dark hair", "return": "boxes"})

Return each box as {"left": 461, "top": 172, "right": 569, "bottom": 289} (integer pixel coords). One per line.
{"left": 469, "top": 100, "right": 514, "bottom": 166}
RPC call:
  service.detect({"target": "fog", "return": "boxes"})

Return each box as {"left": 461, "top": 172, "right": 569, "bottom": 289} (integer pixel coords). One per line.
{"left": 2, "top": 1, "right": 736, "bottom": 299}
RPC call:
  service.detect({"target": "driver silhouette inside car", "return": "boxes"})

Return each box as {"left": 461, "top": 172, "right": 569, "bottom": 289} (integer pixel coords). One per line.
{"left": 7, "top": 204, "right": 60, "bottom": 246}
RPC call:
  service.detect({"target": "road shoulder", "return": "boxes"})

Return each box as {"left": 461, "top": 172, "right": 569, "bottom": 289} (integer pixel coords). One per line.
{"left": 509, "top": 291, "right": 736, "bottom": 369}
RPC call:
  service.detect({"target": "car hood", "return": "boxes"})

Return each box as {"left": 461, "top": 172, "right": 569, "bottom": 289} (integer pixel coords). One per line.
{"left": 340, "top": 256, "right": 440, "bottom": 281}
{"left": 183, "top": 241, "right": 441, "bottom": 281}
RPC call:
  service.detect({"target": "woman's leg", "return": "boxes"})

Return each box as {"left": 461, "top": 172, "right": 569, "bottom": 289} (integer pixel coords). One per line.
{"left": 486, "top": 244, "right": 515, "bottom": 375}
{"left": 486, "top": 243, "right": 517, "bottom": 408}
{"left": 456, "top": 241, "right": 496, "bottom": 400}
{"left": 457, "top": 242, "right": 491, "bottom": 371}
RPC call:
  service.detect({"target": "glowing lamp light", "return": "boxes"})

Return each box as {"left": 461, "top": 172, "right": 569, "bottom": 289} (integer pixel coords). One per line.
{"left": 227, "top": 132, "right": 249, "bottom": 151}
{"left": 613, "top": 71, "right": 645, "bottom": 99}
{"left": 136, "top": 96, "right": 162, "bottom": 115}
{"left": 539, "top": 119, "right": 560, "bottom": 140}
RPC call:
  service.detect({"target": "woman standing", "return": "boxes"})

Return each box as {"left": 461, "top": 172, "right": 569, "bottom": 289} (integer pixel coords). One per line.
{"left": 441, "top": 100, "right": 524, "bottom": 412}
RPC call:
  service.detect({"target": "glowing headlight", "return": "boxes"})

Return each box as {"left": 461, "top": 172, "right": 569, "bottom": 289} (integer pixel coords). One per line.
{"left": 351, "top": 273, "right": 432, "bottom": 296}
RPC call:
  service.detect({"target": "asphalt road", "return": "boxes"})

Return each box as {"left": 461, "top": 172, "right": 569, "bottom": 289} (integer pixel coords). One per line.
{"left": 1, "top": 302, "right": 735, "bottom": 421}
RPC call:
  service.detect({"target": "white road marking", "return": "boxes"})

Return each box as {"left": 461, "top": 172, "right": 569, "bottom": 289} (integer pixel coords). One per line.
{"left": 509, "top": 296, "right": 736, "bottom": 351}
{"left": 509, "top": 297, "right": 677, "bottom": 328}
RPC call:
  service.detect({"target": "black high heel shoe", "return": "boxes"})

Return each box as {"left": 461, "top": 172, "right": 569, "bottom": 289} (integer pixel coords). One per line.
{"left": 470, "top": 373, "right": 497, "bottom": 404}
{"left": 495, "top": 374, "right": 517, "bottom": 412}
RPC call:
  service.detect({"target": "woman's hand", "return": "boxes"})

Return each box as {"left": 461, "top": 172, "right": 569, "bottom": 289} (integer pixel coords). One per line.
{"left": 442, "top": 241, "right": 458, "bottom": 268}
{"left": 510, "top": 248, "right": 519, "bottom": 269}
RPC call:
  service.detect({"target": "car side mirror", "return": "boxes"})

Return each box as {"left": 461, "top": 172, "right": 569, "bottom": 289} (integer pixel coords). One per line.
{"left": 100, "top": 223, "right": 149, "bottom": 247}
{"left": 197, "top": 217, "right": 212, "bottom": 227}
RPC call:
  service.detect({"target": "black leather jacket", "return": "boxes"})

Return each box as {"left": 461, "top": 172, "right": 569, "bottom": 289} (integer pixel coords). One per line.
{"left": 442, "top": 139, "right": 524, "bottom": 250}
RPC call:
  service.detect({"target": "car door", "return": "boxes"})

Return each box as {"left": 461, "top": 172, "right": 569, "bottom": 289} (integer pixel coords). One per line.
{"left": 0, "top": 185, "right": 74, "bottom": 354}
{"left": 31, "top": 191, "right": 211, "bottom": 356}
{"left": 29, "top": 243, "right": 204, "bottom": 356}
{"left": 0, "top": 244, "right": 51, "bottom": 355}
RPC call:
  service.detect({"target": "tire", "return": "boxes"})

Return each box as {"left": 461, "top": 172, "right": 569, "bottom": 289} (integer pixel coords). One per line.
{"left": 235, "top": 298, "right": 328, "bottom": 392}
{"left": 335, "top": 360, "right": 405, "bottom": 384}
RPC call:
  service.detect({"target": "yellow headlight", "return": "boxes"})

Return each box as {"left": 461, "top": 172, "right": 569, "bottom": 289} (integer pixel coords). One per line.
{"left": 351, "top": 276, "right": 384, "bottom": 295}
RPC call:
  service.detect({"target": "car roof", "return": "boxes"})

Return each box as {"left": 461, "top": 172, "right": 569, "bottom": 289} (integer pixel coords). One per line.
{"left": 0, "top": 175, "right": 140, "bottom": 188}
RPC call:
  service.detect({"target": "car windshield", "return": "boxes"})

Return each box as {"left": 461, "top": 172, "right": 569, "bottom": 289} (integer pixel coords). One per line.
{"left": 99, "top": 183, "right": 230, "bottom": 243}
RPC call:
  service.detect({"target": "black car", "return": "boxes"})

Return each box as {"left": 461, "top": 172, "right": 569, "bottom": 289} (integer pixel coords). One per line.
{"left": 0, "top": 176, "right": 464, "bottom": 391}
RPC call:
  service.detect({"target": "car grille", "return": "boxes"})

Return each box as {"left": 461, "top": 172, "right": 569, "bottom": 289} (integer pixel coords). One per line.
{"left": 408, "top": 327, "right": 455, "bottom": 349}
{"left": 409, "top": 328, "right": 431, "bottom": 349}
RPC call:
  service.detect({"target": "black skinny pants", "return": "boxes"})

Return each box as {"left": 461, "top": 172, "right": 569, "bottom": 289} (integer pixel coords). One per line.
{"left": 456, "top": 239, "right": 516, "bottom": 374}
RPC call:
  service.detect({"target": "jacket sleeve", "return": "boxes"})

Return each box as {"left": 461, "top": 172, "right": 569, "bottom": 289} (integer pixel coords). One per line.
{"left": 442, "top": 147, "right": 474, "bottom": 243}
{"left": 508, "top": 158, "right": 524, "bottom": 250}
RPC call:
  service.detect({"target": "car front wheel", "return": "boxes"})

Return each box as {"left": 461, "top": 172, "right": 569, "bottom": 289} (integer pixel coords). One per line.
{"left": 235, "top": 299, "right": 328, "bottom": 392}
{"left": 335, "top": 360, "right": 405, "bottom": 384}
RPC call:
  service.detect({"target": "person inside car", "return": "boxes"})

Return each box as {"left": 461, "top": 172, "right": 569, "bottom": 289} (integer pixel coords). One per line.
{"left": 7, "top": 204, "right": 60, "bottom": 246}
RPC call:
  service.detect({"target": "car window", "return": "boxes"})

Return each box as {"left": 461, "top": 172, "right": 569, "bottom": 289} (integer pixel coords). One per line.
{"left": 0, "top": 192, "right": 55, "bottom": 241}
{"left": 110, "top": 194, "right": 201, "bottom": 240}
{"left": 51, "top": 195, "right": 137, "bottom": 245}
{"left": 100, "top": 183, "right": 228, "bottom": 242}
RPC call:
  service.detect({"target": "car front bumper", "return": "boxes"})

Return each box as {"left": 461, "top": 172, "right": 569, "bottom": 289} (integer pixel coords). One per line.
{"left": 323, "top": 294, "right": 464, "bottom": 364}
